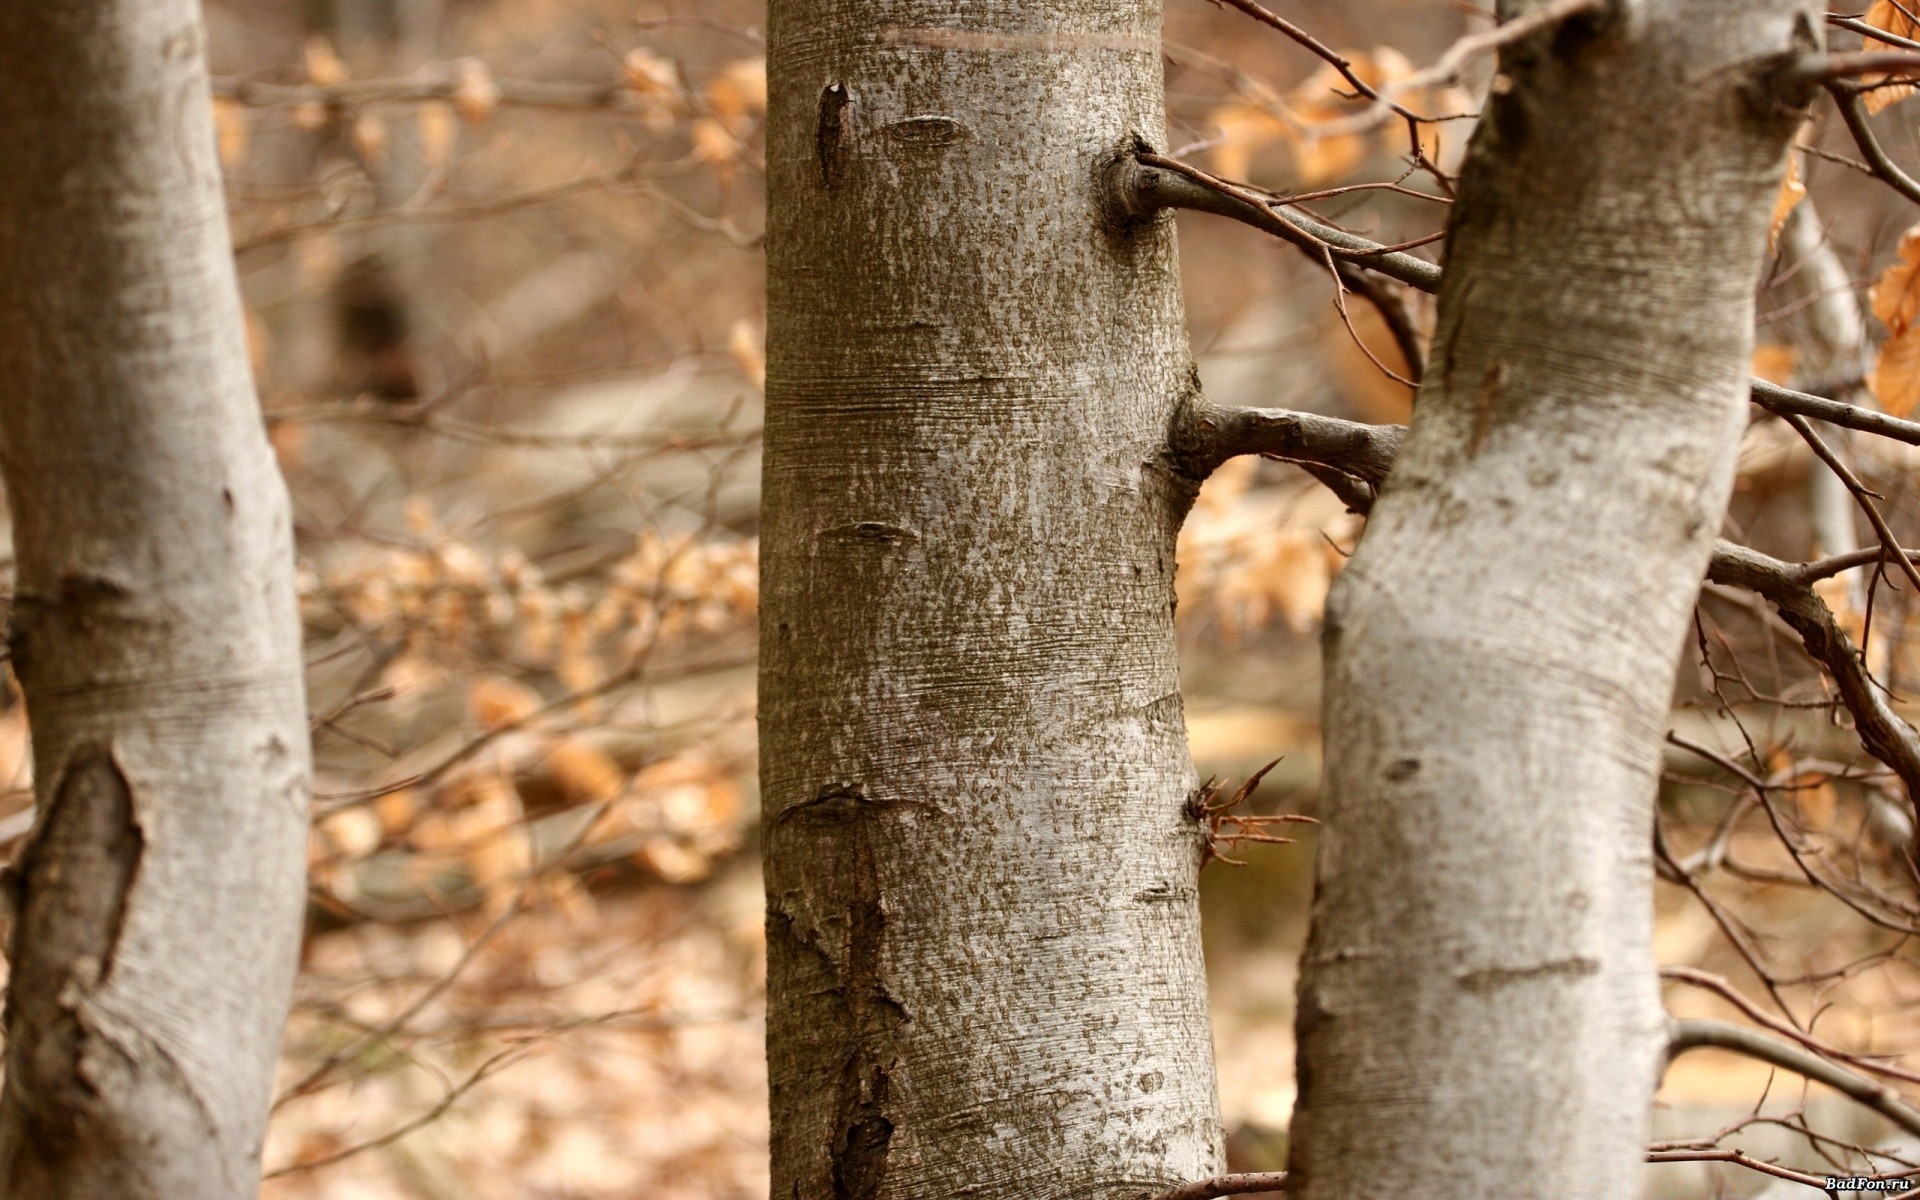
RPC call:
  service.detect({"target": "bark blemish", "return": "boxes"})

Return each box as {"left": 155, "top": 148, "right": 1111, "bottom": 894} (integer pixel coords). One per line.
{"left": 773, "top": 788, "right": 905, "bottom": 1199}
{"left": 822, "top": 521, "right": 918, "bottom": 547}
{"left": 4, "top": 745, "right": 143, "bottom": 1146}
{"left": 882, "top": 115, "right": 967, "bottom": 149}
{"left": 817, "top": 83, "right": 851, "bottom": 188}
{"left": 1456, "top": 956, "right": 1600, "bottom": 994}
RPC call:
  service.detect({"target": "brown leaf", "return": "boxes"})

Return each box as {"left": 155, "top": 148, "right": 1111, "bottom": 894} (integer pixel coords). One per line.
{"left": 1768, "top": 127, "right": 1806, "bottom": 252}
{"left": 1862, "top": 0, "right": 1920, "bottom": 113}
{"left": 1871, "top": 223, "right": 1920, "bottom": 415}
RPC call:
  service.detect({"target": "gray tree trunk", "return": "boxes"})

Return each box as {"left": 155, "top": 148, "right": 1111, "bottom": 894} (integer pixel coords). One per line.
{"left": 1289, "top": 2, "right": 1817, "bottom": 1196}
{"left": 759, "top": 2, "right": 1225, "bottom": 1197}
{"left": 0, "top": 3, "right": 313, "bottom": 1196}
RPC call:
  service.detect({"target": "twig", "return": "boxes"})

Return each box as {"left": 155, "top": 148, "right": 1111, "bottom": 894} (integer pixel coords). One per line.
{"left": 1751, "top": 378, "right": 1920, "bottom": 449}
{"left": 1668, "top": 1018, "right": 1920, "bottom": 1140}
{"left": 1826, "top": 82, "right": 1920, "bottom": 208}
{"left": 1144, "top": 1171, "right": 1289, "bottom": 1200}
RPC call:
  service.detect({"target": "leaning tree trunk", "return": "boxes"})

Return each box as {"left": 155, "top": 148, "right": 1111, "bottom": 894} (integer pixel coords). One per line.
{"left": 0, "top": 3, "right": 313, "bottom": 1196}
{"left": 1289, "top": 2, "right": 1816, "bottom": 1196}
{"left": 760, "top": 2, "right": 1225, "bottom": 1196}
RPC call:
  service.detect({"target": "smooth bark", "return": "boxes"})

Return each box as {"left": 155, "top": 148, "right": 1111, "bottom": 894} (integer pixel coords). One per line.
{"left": 0, "top": 3, "right": 312, "bottom": 1196}
{"left": 1290, "top": 3, "right": 1819, "bottom": 1196}
{"left": 760, "top": 2, "right": 1223, "bottom": 1197}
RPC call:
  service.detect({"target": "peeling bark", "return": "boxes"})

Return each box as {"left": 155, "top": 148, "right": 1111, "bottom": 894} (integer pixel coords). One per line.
{"left": 0, "top": 3, "right": 313, "bottom": 1196}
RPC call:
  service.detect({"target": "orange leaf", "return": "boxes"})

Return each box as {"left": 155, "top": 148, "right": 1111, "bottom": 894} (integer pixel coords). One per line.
{"left": 1873, "top": 222, "right": 1920, "bottom": 334}
{"left": 1768, "top": 127, "right": 1806, "bottom": 252}
{"left": 1862, "top": 0, "right": 1920, "bottom": 113}
{"left": 470, "top": 676, "right": 542, "bottom": 730}
{"left": 1750, "top": 343, "right": 1797, "bottom": 385}
{"left": 1872, "top": 325, "right": 1920, "bottom": 417}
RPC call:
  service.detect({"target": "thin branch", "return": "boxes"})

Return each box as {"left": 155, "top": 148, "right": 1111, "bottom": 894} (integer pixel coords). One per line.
{"left": 1826, "top": 82, "right": 1920, "bottom": 208}
{"left": 1172, "top": 400, "right": 1920, "bottom": 809}
{"left": 1751, "top": 378, "right": 1920, "bottom": 448}
{"left": 215, "top": 74, "right": 648, "bottom": 114}
{"left": 1288, "top": 0, "right": 1609, "bottom": 140}
{"left": 1170, "top": 402, "right": 1404, "bottom": 484}
{"left": 1783, "top": 410, "right": 1920, "bottom": 597}
{"left": 1832, "top": 12, "right": 1920, "bottom": 55}
{"left": 1704, "top": 542, "right": 1920, "bottom": 817}
{"left": 1144, "top": 1172, "right": 1289, "bottom": 1200}
{"left": 1113, "top": 152, "right": 1443, "bottom": 292}
{"left": 1642, "top": 1148, "right": 1833, "bottom": 1189}
{"left": 1664, "top": 965, "right": 1920, "bottom": 1087}
{"left": 1668, "top": 1018, "right": 1920, "bottom": 1140}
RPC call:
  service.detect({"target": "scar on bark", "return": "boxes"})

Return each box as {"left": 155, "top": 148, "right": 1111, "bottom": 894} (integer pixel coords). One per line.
{"left": 771, "top": 791, "right": 904, "bottom": 1200}
{"left": 817, "top": 83, "right": 851, "bottom": 188}
{"left": 4, "top": 746, "right": 143, "bottom": 1148}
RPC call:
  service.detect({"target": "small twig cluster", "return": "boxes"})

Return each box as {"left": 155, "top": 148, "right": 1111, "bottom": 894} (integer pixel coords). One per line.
{"left": 1187, "top": 758, "right": 1315, "bottom": 867}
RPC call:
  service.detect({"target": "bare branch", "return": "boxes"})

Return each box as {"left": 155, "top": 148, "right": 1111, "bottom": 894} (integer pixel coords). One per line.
{"left": 1704, "top": 542, "right": 1920, "bottom": 815}
{"left": 1171, "top": 402, "right": 1404, "bottom": 484}
{"left": 1176, "top": 401, "right": 1920, "bottom": 809}
{"left": 1751, "top": 378, "right": 1920, "bottom": 448}
{"left": 1109, "top": 152, "right": 1443, "bottom": 293}
{"left": 1144, "top": 1171, "right": 1289, "bottom": 1200}
{"left": 1668, "top": 1019, "right": 1920, "bottom": 1141}
{"left": 1826, "top": 82, "right": 1920, "bottom": 208}
{"left": 215, "top": 74, "right": 648, "bottom": 114}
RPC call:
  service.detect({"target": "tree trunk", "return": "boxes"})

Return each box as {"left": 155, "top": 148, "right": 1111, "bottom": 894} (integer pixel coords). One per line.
{"left": 1289, "top": 3, "right": 1816, "bottom": 1196}
{"left": 759, "top": 2, "right": 1224, "bottom": 1197}
{"left": 0, "top": 3, "right": 313, "bottom": 1196}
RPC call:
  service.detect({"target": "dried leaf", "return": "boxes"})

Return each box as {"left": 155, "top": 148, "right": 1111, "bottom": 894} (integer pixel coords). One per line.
{"left": 728, "top": 318, "right": 765, "bottom": 389}
{"left": 304, "top": 36, "right": 347, "bottom": 88}
{"left": 690, "top": 118, "right": 738, "bottom": 166}
{"left": 704, "top": 57, "right": 766, "bottom": 127}
{"left": 1862, "top": 0, "right": 1920, "bottom": 113}
{"left": 417, "top": 101, "right": 457, "bottom": 169}
{"left": 350, "top": 111, "right": 387, "bottom": 166}
{"left": 471, "top": 676, "right": 543, "bottom": 731}
{"left": 1871, "top": 223, "right": 1920, "bottom": 415}
{"left": 212, "top": 97, "right": 249, "bottom": 167}
{"left": 547, "top": 737, "right": 626, "bottom": 806}
{"left": 1872, "top": 325, "right": 1920, "bottom": 417}
{"left": 1750, "top": 343, "right": 1797, "bottom": 385}
{"left": 452, "top": 58, "right": 500, "bottom": 124}
{"left": 1768, "top": 127, "right": 1806, "bottom": 252}
{"left": 623, "top": 47, "right": 680, "bottom": 97}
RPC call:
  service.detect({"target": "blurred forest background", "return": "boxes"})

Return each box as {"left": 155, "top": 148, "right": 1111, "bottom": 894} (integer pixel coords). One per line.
{"left": 4, "top": 0, "right": 1920, "bottom": 1194}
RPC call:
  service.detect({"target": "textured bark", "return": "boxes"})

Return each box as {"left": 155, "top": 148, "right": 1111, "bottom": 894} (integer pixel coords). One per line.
{"left": 760, "top": 2, "right": 1223, "bottom": 1197}
{"left": 1288, "top": 4, "right": 1819, "bottom": 1197}
{"left": 0, "top": 3, "right": 313, "bottom": 1196}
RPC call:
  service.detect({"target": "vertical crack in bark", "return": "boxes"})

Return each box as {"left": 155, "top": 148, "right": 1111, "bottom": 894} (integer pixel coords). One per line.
{"left": 3, "top": 745, "right": 143, "bottom": 1155}
{"left": 773, "top": 793, "right": 904, "bottom": 1200}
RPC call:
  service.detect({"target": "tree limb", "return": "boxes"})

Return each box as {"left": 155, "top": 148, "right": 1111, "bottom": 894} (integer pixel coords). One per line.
{"left": 1177, "top": 402, "right": 1920, "bottom": 810}
{"left": 1826, "top": 82, "right": 1920, "bottom": 208}
{"left": 1751, "top": 378, "right": 1920, "bottom": 448}
{"left": 1110, "top": 153, "right": 1443, "bottom": 293}
{"left": 1144, "top": 1172, "right": 1289, "bottom": 1200}
{"left": 1703, "top": 542, "right": 1920, "bottom": 816}
{"left": 1170, "top": 402, "right": 1404, "bottom": 483}
{"left": 1668, "top": 1019, "right": 1920, "bottom": 1141}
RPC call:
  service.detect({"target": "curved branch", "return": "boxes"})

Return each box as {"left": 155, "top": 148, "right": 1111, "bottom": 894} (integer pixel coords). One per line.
{"left": 1668, "top": 1019, "right": 1920, "bottom": 1140}
{"left": 1703, "top": 542, "right": 1920, "bottom": 816}
{"left": 1112, "top": 153, "right": 1443, "bottom": 293}
{"left": 1170, "top": 402, "right": 1404, "bottom": 484}
{"left": 1144, "top": 1172, "right": 1288, "bottom": 1200}
{"left": 1174, "top": 402, "right": 1920, "bottom": 809}
{"left": 1751, "top": 379, "right": 1920, "bottom": 448}
{"left": 1827, "top": 82, "right": 1920, "bottom": 208}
